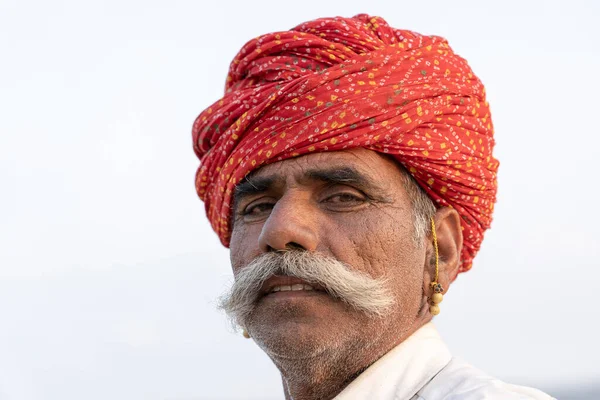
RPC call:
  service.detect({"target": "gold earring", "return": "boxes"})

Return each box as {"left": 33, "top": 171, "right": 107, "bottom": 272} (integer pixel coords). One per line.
{"left": 429, "top": 217, "right": 444, "bottom": 316}
{"left": 242, "top": 328, "right": 251, "bottom": 339}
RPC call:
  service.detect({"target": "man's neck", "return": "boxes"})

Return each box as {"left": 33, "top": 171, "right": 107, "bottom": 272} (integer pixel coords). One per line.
{"left": 278, "top": 346, "right": 374, "bottom": 400}
{"left": 276, "top": 320, "right": 428, "bottom": 400}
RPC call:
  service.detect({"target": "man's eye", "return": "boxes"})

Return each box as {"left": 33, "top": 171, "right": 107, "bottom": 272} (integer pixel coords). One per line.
{"left": 243, "top": 202, "right": 274, "bottom": 216}
{"left": 325, "top": 193, "right": 364, "bottom": 204}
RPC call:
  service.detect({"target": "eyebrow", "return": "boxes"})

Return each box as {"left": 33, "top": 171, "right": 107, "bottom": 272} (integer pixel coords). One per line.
{"left": 233, "top": 175, "right": 282, "bottom": 204}
{"left": 306, "top": 167, "right": 384, "bottom": 193}
{"left": 233, "top": 166, "right": 391, "bottom": 209}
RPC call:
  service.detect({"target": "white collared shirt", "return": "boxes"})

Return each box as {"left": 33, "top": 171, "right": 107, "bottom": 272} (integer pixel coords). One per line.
{"left": 334, "top": 323, "right": 554, "bottom": 400}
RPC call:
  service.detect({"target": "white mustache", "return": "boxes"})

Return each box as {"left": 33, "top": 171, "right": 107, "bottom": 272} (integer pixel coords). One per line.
{"left": 219, "top": 250, "right": 394, "bottom": 328}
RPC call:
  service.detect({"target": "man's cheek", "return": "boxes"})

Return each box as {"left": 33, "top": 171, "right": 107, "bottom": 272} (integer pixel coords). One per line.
{"left": 230, "top": 224, "right": 257, "bottom": 261}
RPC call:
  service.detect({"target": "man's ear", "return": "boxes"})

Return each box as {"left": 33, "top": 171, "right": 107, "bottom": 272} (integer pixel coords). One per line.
{"left": 422, "top": 207, "right": 463, "bottom": 297}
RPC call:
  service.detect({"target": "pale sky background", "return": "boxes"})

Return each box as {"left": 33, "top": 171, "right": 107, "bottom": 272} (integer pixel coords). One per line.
{"left": 1, "top": 1, "right": 599, "bottom": 399}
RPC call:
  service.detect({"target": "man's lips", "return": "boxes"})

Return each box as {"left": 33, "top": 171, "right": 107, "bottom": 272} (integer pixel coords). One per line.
{"left": 259, "top": 275, "right": 327, "bottom": 299}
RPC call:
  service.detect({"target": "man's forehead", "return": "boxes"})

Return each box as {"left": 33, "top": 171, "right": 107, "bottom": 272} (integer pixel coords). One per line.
{"left": 245, "top": 148, "right": 388, "bottom": 181}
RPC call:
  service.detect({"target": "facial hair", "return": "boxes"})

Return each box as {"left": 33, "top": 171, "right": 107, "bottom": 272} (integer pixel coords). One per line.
{"left": 219, "top": 250, "right": 394, "bottom": 329}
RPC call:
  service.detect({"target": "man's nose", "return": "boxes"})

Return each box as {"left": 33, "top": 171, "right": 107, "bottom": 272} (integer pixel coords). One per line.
{"left": 258, "top": 195, "right": 319, "bottom": 253}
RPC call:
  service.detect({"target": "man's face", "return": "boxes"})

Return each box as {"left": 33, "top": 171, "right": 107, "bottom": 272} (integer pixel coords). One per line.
{"left": 228, "top": 148, "right": 428, "bottom": 360}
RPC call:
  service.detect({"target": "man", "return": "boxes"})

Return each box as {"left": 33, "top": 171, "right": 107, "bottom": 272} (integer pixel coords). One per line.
{"left": 192, "top": 14, "right": 553, "bottom": 400}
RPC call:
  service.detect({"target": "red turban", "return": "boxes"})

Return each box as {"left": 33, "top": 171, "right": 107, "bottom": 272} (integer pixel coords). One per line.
{"left": 192, "top": 14, "right": 499, "bottom": 275}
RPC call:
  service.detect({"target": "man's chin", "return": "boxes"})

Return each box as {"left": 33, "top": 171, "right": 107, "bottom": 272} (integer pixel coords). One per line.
{"left": 245, "top": 297, "right": 354, "bottom": 358}
{"left": 251, "top": 321, "right": 343, "bottom": 360}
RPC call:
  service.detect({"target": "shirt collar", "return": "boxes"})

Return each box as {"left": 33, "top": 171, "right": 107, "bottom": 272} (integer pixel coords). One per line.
{"left": 334, "top": 322, "right": 452, "bottom": 400}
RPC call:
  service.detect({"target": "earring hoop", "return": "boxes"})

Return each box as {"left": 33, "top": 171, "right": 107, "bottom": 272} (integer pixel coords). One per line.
{"left": 429, "top": 217, "right": 444, "bottom": 315}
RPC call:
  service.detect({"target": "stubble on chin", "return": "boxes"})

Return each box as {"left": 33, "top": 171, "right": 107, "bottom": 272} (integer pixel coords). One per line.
{"left": 248, "top": 298, "right": 384, "bottom": 366}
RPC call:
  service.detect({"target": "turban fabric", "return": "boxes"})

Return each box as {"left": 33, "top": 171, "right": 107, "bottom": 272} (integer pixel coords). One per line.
{"left": 192, "top": 14, "right": 499, "bottom": 275}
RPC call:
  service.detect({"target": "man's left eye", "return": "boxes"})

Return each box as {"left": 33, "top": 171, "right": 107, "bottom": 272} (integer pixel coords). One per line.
{"left": 324, "top": 193, "right": 364, "bottom": 204}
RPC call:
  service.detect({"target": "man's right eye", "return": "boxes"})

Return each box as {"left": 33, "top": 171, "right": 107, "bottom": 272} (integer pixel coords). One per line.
{"left": 243, "top": 202, "right": 274, "bottom": 216}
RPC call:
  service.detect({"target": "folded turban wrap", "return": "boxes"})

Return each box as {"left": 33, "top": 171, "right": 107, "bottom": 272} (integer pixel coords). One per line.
{"left": 192, "top": 14, "right": 499, "bottom": 275}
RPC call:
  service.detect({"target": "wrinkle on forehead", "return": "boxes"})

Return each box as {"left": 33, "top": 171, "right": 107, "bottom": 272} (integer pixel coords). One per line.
{"left": 243, "top": 148, "right": 397, "bottom": 190}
